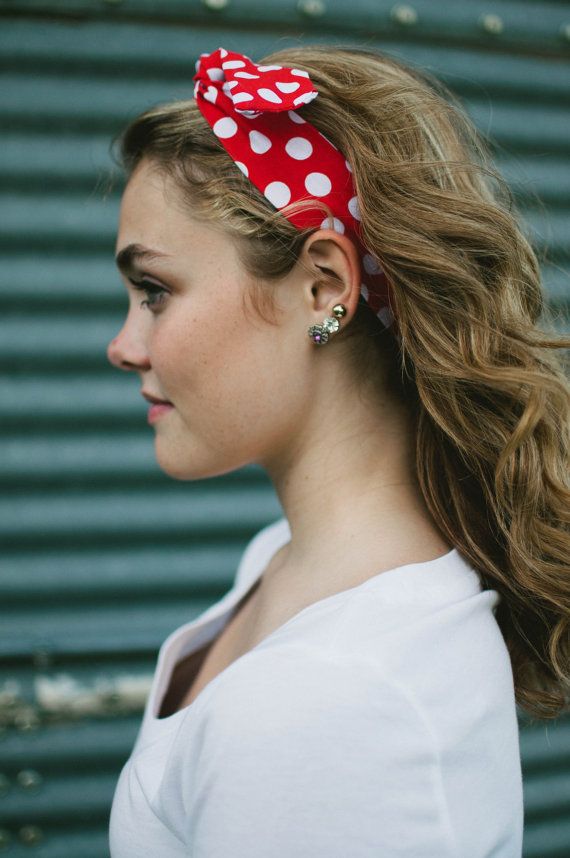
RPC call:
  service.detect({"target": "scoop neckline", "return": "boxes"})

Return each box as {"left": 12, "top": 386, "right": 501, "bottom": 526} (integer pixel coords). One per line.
{"left": 148, "top": 518, "right": 471, "bottom": 724}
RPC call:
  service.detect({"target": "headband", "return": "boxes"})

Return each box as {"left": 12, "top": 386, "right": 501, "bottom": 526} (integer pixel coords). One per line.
{"left": 192, "top": 46, "right": 395, "bottom": 332}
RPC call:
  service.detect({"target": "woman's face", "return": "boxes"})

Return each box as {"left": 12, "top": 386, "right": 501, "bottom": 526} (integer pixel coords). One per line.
{"left": 107, "top": 158, "right": 322, "bottom": 480}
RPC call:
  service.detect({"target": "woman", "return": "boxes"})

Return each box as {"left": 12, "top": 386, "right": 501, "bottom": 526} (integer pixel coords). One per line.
{"left": 106, "top": 44, "right": 569, "bottom": 857}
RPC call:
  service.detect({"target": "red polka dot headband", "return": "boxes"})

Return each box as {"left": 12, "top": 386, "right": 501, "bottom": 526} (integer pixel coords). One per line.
{"left": 192, "top": 46, "right": 395, "bottom": 332}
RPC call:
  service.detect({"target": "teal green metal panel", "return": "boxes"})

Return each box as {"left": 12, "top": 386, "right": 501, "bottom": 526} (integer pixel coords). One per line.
{"left": 2, "top": 0, "right": 570, "bottom": 53}
{"left": 1, "top": 5, "right": 569, "bottom": 856}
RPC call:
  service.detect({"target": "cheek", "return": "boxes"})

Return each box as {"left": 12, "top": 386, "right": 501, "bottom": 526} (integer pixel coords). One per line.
{"left": 149, "top": 286, "right": 309, "bottom": 428}
{"left": 149, "top": 306, "right": 262, "bottom": 402}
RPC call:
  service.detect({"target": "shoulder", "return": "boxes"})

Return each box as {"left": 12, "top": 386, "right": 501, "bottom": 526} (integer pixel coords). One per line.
{"left": 204, "top": 643, "right": 433, "bottom": 747}
{"left": 202, "top": 645, "right": 441, "bottom": 793}
{"left": 157, "top": 645, "right": 452, "bottom": 855}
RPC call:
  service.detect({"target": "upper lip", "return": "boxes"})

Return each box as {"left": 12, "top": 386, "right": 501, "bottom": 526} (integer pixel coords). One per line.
{"left": 141, "top": 391, "right": 173, "bottom": 405}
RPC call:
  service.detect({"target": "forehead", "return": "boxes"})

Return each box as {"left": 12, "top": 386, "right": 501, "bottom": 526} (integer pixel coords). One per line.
{"left": 116, "top": 162, "right": 200, "bottom": 256}
{"left": 117, "top": 161, "right": 183, "bottom": 237}
{"left": 115, "top": 160, "right": 242, "bottom": 278}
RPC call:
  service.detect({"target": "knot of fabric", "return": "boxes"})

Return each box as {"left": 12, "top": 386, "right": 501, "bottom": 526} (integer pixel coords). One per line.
{"left": 193, "top": 47, "right": 319, "bottom": 116}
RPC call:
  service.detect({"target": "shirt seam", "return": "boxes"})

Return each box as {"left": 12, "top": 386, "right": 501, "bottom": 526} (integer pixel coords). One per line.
{"left": 304, "top": 640, "right": 459, "bottom": 858}
{"left": 131, "top": 756, "right": 187, "bottom": 847}
{"left": 321, "top": 602, "right": 460, "bottom": 857}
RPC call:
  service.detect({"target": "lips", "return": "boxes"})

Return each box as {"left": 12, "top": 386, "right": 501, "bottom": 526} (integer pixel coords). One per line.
{"left": 142, "top": 391, "right": 173, "bottom": 405}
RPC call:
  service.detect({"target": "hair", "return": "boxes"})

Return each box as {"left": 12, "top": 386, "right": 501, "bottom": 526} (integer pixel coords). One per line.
{"left": 107, "top": 43, "right": 570, "bottom": 722}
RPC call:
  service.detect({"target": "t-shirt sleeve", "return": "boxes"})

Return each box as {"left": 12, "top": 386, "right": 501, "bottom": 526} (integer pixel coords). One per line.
{"left": 157, "top": 646, "right": 457, "bottom": 858}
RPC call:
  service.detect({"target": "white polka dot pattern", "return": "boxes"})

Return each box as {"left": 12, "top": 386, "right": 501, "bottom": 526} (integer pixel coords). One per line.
{"left": 264, "top": 181, "right": 292, "bottom": 208}
{"left": 193, "top": 46, "right": 395, "bottom": 330}
{"left": 348, "top": 196, "right": 361, "bottom": 220}
{"left": 213, "top": 117, "right": 238, "bottom": 139}
{"left": 305, "top": 172, "right": 332, "bottom": 196}
{"left": 258, "top": 88, "right": 283, "bottom": 104}
{"left": 276, "top": 81, "right": 300, "bottom": 93}
{"left": 285, "top": 137, "right": 313, "bottom": 160}
{"left": 377, "top": 306, "right": 394, "bottom": 327}
{"left": 294, "top": 91, "right": 318, "bottom": 107}
{"left": 321, "top": 216, "right": 345, "bottom": 234}
{"left": 249, "top": 130, "right": 272, "bottom": 154}
{"left": 363, "top": 253, "right": 383, "bottom": 275}
{"left": 207, "top": 67, "right": 224, "bottom": 82}
{"left": 232, "top": 92, "right": 253, "bottom": 105}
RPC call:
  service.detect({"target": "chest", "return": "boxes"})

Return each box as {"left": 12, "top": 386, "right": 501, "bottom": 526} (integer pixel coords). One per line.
{"left": 158, "top": 541, "right": 297, "bottom": 719}
{"left": 157, "top": 580, "right": 263, "bottom": 718}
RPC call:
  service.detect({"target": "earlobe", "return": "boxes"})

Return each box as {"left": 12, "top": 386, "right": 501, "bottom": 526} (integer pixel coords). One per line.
{"left": 308, "top": 303, "right": 347, "bottom": 346}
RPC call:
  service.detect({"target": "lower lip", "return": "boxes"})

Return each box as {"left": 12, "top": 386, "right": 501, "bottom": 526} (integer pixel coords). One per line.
{"left": 148, "top": 403, "right": 174, "bottom": 424}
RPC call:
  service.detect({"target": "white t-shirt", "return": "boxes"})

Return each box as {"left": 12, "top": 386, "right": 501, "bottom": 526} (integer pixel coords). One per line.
{"left": 109, "top": 516, "right": 523, "bottom": 857}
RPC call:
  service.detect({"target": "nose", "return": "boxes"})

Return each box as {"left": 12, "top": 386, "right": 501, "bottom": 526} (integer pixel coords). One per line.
{"left": 107, "top": 321, "right": 151, "bottom": 372}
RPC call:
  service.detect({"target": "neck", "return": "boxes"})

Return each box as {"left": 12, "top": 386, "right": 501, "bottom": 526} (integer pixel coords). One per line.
{"left": 258, "top": 373, "right": 450, "bottom": 593}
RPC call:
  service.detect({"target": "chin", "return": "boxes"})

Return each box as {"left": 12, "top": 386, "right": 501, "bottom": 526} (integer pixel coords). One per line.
{"left": 154, "top": 451, "right": 206, "bottom": 481}
{"left": 154, "top": 441, "right": 249, "bottom": 482}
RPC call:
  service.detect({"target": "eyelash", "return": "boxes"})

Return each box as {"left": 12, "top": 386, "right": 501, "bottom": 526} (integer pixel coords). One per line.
{"left": 129, "top": 279, "right": 168, "bottom": 311}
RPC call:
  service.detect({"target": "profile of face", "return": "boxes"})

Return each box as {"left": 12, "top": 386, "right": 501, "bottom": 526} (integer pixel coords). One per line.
{"left": 107, "top": 158, "right": 363, "bottom": 481}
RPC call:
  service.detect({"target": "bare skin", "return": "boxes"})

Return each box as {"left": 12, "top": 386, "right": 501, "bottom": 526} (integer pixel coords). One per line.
{"left": 108, "top": 158, "right": 453, "bottom": 717}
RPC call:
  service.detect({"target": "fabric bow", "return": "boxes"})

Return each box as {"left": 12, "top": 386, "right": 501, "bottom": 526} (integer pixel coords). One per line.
{"left": 193, "top": 47, "right": 319, "bottom": 116}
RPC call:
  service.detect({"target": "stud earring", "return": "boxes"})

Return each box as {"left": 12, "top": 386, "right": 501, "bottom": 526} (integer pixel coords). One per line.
{"left": 307, "top": 303, "right": 347, "bottom": 346}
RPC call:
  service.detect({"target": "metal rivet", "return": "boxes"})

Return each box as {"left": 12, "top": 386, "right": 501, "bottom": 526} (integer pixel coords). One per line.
{"left": 201, "top": 0, "right": 230, "bottom": 10}
{"left": 18, "top": 825, "right": 43, "bottom": 845}
{"left": 17, "top": 770, "right": 42, "bottom": 792}
{"left": 297, "top": 0, "right": 326, "bottom": 16}
{"left": 480, "top": 13, "right": 503, "bottom": 34}
{"left": 0, "top": 774, "right": 10, "bottom": 797}
{"left": 0, "top": 829, "right": 12, "bottom": 849}
{"left": 560, "top": 23, "right": 570, "bottom": 42}
{"left": 391, "top": 4, "right": 418, "bottom": 25}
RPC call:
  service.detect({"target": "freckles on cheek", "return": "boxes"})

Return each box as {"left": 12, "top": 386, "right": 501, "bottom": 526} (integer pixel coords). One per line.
{"left": 153, "top": 314, "right": 238, "bottom": 386}
{"left": 149, "top": 325, "right": 190, "bottom": 384}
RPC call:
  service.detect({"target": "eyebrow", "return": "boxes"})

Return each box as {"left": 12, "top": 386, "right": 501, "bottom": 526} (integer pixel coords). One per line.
{"left": 115, "top": 243, "right": 172, "bottom": 277}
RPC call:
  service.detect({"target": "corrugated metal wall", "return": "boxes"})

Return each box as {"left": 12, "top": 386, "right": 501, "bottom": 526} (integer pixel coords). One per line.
{"left": 1, "top": 2, "right": 569, "bottom": 855}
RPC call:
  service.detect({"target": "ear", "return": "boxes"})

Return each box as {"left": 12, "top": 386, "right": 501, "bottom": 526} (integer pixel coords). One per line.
{"left": 301, "top": 229, "right": 363, "bottom": 324}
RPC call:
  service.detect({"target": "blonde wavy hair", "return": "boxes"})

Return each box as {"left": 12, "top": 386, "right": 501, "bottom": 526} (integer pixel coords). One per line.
{"left": 109, "top": 44, "right": 570, "bottom": 722}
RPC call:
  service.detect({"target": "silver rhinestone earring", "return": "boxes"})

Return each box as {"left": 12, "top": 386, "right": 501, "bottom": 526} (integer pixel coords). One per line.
{"left": 307, "top": 303, "right": 347, "bottom": 346}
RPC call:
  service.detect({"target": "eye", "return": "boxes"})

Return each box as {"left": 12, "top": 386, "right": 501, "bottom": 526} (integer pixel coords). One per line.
{"left": 129, "top": 279, "right": 168, "bottom": 312}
